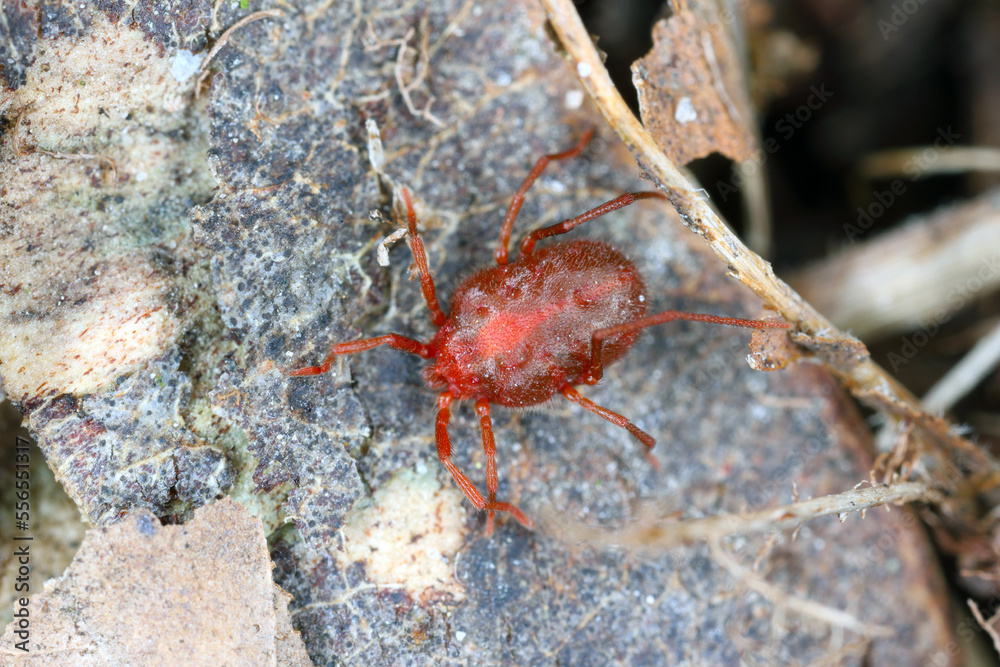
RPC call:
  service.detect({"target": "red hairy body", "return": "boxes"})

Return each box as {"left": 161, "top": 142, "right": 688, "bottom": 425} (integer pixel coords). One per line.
{"left": 424, "top": 240, "right": 644, "bottom": 407}
{"left": 290, "top": 130, "right": 790, "bottom": 533}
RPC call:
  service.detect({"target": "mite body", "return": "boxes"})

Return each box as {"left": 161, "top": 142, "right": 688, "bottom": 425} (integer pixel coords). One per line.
{"left": 423, "top": 240, "right": 644, "bottom": 407}
{"left": 291, "top": 130, "right": 789, "bottom": 532}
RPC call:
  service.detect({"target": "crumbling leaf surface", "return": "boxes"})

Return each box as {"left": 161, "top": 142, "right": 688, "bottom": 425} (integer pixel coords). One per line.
{"left": 632, "top": 1, "right": 758, "bottom": 164}
{"left": 0, "top": 498, "right": 312, "bottom": 666}
{"left": 0, "top": 5, "right": 234, "bottom": 524}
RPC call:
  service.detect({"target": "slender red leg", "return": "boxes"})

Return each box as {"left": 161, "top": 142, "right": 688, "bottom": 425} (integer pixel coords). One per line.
{"left": 288, "top": 334, "right": 433, "bottom": 376}
{"left": 494, "top": 129, "right": 595, "bottom": 265}
{"left": 436, "top": 393, "right": 532, "bottom": 530}
{"left": 475, "top": 398, "right": 501, "bottom": 534}
{"left": 580, "top": 312, "right": 791, "bottom": 385}
{"left": 560, "top": 385, "right": 660, "bottom": 470}
{"left": 519, "top": 191, "right": 669, "bottom": 258}
{"left": 400, "top": 188, "right": 447, "bottom": 327}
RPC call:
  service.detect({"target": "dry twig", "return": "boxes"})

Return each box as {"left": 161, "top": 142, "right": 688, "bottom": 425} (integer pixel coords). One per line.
{"left": 710, "top": 539, "right": 895, "bottom": 638}
{"left": 968, "top": 598, "right": 1000, "bottom": 656}
{"left": 196, "top": 9, "right": 284, "bottom": 93}
{"left": 922, "top": 320, "right": 1000, "bottom": 414}
{"left": 790, "top": 191, "right": 1000, "bottom": 341}
{"left": 34, "top": 149, "right": 118, "bottom": 188}
{"left": 543, "top": 480, "right": 936, "bottom": 548}
{"left": 858, "top": 146, "right": 1000, "bottom": 181}
{"left": 366, "top": 16, "right": 445, "bottom": 127}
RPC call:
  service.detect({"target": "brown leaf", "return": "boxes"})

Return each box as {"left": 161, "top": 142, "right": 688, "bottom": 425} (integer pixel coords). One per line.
{"left": 748, "top": 315, "right": 801, "bottom": 370}
{"left": 632, "top": 0, "right": 758, "bottom": 164}
{"left": 0, "top": 499, "right": 312, "bottom": 666}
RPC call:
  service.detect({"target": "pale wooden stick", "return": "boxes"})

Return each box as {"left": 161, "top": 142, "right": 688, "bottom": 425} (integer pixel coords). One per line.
{"left": 543, "top": 480, "right": 937, "bottom": 548}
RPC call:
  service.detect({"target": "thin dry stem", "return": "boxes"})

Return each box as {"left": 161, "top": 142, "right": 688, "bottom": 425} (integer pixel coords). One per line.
{"left": 790, "top": 191, "right": 1000, "bottom": 341}
{"left": 859, "top": 146, "right": 1000, "bottom": 181}
{"left": 968, "top": 598, "right": 1000, "bottom": 656}
{"left": 543, "top": 480, "right": 936, "bottom": 548}
{"left": 393, "top": 17, "right": 445, "bottom": 127}
{"left": 922, "top": 319, "right": 1000, "bottom": 414}
{"left": 541, "top": 0, "right": 998, "bottom": 478}
{"left": 196, "top": 9, "right": 284, "bottom": 92}
{"left": 710, "top": 539, "right": 895, "bottom": 638}
{"left": 367, "top": 16, "right": 444, "bottom": 126}
{"left": 36, "top": 149, "right": 118, "bottom": 188}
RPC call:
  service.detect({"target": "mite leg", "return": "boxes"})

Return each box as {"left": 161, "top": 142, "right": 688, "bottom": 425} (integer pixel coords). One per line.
{"left": 494, "top": 129, "right": 595, "bottom": 265}
{"left": 437, "top": 393, "right": 532, "bottom": 531}
{"left": 475, "top": 398, "right": 501, "bottom": 535}
{"left": 519, "top": 191, "right": 669, "bottom": 258}
{"left": 399, "top": 188, "right": 447, "bottom": 327}
{"left": 560, "top": 384, "right": 660, "bottom": 470}
{"left": 580, "top": 312, "right": 792, "bottom": 384}
{"left": 288, "top": 333, "right": 433, "bottom": 376}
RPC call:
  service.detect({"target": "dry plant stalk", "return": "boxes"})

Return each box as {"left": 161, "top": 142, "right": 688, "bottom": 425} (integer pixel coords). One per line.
{"left": 922, "top": 320, "right": 1000, "bottom": 413}
{"left": 541, "top": 0, "right": 995, "bottom": 536}
{"left": 789, "top": 191, "right": 1000, "bottom": 340}
{"left": 968, "top": 598, "right": 1000, "bottom": 655}
{"left": 858, "top": 146, "right": 1000, "bottom": 180}
{"left": 34, "top": 149, "right": 118, "bottom": 188}
{"left": 710, "top": 539, "right": 895, "bottom": 638}
{"left": 196, "top": 9, "right": 285, "bottom": 93}
{"left": 542, "top": 480, "right": 936, "bottom": 548}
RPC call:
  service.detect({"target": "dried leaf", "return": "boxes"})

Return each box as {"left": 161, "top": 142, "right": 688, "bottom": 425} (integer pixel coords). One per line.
{"left": 0, "top": 498, "right": 311, "bottom": 666}
{"left": 632, "top": 0, "right": 758, "bottom": 164}
{"left": 748, "top": 316, "right": 801, "bottom": 370}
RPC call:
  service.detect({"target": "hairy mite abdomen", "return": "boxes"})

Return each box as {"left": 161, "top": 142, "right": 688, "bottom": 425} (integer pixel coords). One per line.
{"left": 424, "top": 240, "right": 646, "bottom": 406}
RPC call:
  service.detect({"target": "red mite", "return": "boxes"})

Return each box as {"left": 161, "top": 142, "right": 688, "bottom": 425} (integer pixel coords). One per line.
{"left": 291, "top": 130, "right": 790, "bottom": 533}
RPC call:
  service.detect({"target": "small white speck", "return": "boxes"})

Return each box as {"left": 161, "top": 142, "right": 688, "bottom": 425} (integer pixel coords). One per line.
{"left": 638, "top": 294, "right": 645, "bottom": 302}
{"left": 576, "top": 61, "right": 592, "bottom": 78}
{"left": 564, "top": 89, "right": 584, "bottom": 109}
{"left": 496, "top": 71, "right": 512, "bottom": 86}
{"left": 416, "top": 462, "right": 428, "bottom": 475}
{"left": 675, "top": 97, "right": 697, "bottom": 124}
{"left": 544, "top": 178, "right": 567, "bottom": 194}
{"left": 135, "top": 171, "right": 148, "bottom": 182}
{"left": 645, "top": 595, "right": 655, "bottom": 605}
{"left": 170, "top": 49, "right": 203, "bottom": 82}
{"left": 455, "top": 631, "right": 467, "bottom": 641}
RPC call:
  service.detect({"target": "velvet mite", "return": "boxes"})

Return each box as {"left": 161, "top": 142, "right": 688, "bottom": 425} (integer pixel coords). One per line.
{"left": 290, "top": 130, "right": 790, "bottom": 533}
